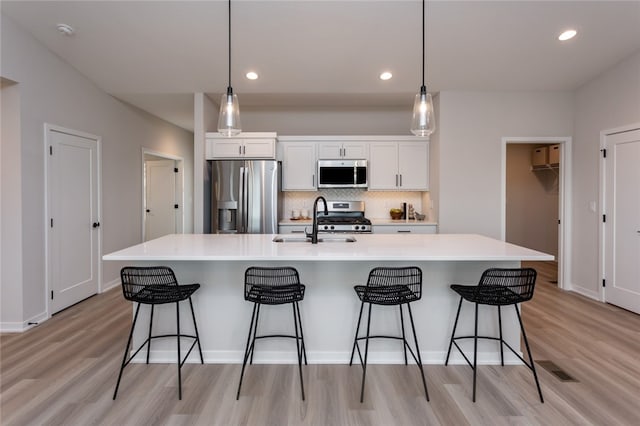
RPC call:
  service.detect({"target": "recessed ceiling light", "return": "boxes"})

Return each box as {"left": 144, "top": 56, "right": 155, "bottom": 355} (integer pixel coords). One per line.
{"left": 379, "top": 71, "right": 392, "bottom": 81}
{"left": 56, "top": 23, "right": 75, "bottom": 36}
{"left": 246, "top": 71, "right": 258, "bottom": 80}
{"left": 558, "top": 29, "right": 577, "bottom": 41}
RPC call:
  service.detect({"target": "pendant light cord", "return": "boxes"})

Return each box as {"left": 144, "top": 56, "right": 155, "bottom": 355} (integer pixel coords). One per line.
{"left": 228, "top": 0, "right": 232, "bottom": 90}
{"left": 422, "top": 0, "right": 425, "bottom": 88}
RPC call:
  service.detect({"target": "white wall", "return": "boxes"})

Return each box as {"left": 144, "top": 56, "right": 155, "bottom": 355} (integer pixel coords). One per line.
{"left": 239, "top": 107, "right": 411, "bottom": 135}
{"left": 1, "top": 79, "right": 24, "bottom": 328}
{"left": 0, "top": 14, "right": 194, "bottom": 328}
{"left": 506, "top": 144, "right": 559, "bottom": 257}
{"left": 572, "top": 49, "right": 640, "bottom": 297}
{"left": 437, "top": 91, "right": 574, "bottom": 238}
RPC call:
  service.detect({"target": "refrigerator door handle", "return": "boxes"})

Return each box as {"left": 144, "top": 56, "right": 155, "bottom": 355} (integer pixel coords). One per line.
{"left": 238, "top": 166, "right": 245, "bottom": 233}
{"left": 242, "top": 164, "right": 251, "bottom": 233}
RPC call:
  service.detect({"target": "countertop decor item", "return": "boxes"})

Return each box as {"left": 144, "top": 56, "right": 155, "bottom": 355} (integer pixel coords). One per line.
{"left": 389, "top": 208, "right": 403, "bottom": 220}
{"left": 415, "top": 213, "right": 426, "bottom": 221}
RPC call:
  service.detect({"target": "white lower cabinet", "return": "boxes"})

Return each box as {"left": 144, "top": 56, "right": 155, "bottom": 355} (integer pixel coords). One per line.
{"left": 278, "top": 224, "right": 309, "bottom": 234}
{"left": 372, "top": 224, "right": 437, "bottom": 234}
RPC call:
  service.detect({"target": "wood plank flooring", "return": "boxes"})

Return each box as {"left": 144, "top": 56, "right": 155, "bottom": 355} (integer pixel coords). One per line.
{"left": 2, "top": 261, "right": 640, "bottom": 425}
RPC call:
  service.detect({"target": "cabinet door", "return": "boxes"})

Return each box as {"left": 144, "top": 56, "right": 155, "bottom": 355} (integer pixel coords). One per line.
{"left": 368, "top": 142, "right": 399, "bottom": 190}
{"left": 282, "top": 142, "right": 317, "bottom": 191}
{"left": 398, "top": 142, "right": 429, "bottom": 190}
{"left": 278, "top": 225, "right": 309, "bottom": 234}
{"left": 243, "top": 139, "right": 275, "bottom": 159}
{"left": 372, "top": 225, "right": 437, "bottom": 234}
{"left": 209, "top": 139, "right": 243, "bottom": 158}
{"left": 317, "top": 142, "right": 343, "bottom": 159}
{"left": 342, "top": 142, "right": 368, "bottom": 159}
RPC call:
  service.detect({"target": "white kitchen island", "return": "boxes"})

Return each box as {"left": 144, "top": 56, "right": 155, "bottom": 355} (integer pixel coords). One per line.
{"left": 103, "top": 233, "right": 553, "bottom": 365}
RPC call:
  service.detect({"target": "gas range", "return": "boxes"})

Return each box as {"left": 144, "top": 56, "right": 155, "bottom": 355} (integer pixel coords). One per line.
{"left": 316, "top": 201, "right": 371, "bottom": 233}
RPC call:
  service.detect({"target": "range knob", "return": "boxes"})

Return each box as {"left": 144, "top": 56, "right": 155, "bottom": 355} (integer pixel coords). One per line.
{"left": 354, "top": 225, "right": 360, "bottom": 230}
{"left": 323, "top": 225, "right": 329, "bottom": 230}
{"left": 330, "top": 225, "right": 335, "bottom": 230}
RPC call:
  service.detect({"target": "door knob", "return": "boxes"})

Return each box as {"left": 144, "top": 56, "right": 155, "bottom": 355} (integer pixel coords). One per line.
{"left": 92, "top": 222, "right": 100, "bottom": 228}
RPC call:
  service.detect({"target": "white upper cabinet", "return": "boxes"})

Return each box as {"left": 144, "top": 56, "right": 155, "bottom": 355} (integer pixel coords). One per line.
{"left": 205, "top": 132, "right": 276, "bottom": 159}
{"left": 369, "top": 140, "right": 429, "bottom": 191}
{"left": 278, "top": 141, "right": 317, "bottom": 191}
{"left": 318, "top": 141, "right": 368, "bottom": 159}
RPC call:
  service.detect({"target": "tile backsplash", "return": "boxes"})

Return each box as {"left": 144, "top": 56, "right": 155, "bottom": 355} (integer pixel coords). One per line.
{"left": 282, "top": 189, "right": 432, "bottom": 220}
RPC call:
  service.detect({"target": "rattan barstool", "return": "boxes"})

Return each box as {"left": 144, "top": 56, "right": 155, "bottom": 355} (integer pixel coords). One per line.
{"left": 444, "top": 267, "right": 544, "bottom": 403}
{"left": 349, "top": 266, "right": 429, "bottom": 403}
{"left": 236, "top": 266, "right": 307, "bottom": 400}
{"left": 113, "top": 266, "right": 203, "bottom": 400}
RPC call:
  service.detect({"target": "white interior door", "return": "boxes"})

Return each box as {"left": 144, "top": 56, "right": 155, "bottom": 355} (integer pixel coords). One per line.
{"left": 47, "top": 127, "right": 100, "bottom": 314}
{"left": 145, "top": 160, "right": 176, "bottom": 241}
{"left": 604, "top": 129, "right": 640, "bottom": 313}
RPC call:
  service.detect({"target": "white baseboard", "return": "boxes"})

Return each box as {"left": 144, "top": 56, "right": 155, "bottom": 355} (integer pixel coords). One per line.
{"left": 569, "top": 284, "right": 600, "bottom": 301}
{"left": 0, "top": 310, "right": 48, "bottom": 333}
{"left": 130, "top": 349, "right": 524, "bottom": 365}
{"left": 101, "top": 278, "right": 120, "bottom": 293}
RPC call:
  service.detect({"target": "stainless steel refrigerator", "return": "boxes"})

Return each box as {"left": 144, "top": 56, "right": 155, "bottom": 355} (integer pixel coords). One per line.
{"left": 209, "top": 160, "right": 280, "bottom": 234}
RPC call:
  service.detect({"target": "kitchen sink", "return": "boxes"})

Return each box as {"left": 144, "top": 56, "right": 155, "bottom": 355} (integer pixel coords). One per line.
{"left": 272, "top": 235, "right": 357, "bottom": 243}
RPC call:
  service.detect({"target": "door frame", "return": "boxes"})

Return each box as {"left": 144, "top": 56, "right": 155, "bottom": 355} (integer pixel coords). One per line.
{"left": 501, "top": 136, "right": 572, "bottom": 290}
{"left": 141, "top": 148, "right": 184, "bottom": 242}
{"left": 44, "top": 123, "right": 102, "bottom": 318}
{"left": 599, "top": 123, "right": 640, "bottom": 302}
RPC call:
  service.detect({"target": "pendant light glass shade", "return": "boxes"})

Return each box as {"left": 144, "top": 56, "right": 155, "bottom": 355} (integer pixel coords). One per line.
{"left": 410, "top": 0, "right": 435, "bottom": 137}
{"left": 218, "top": 0, "right": 241, "bottom": 136}
{"left": 410, "top": 86, "right": 435, "bottom": 136}
{"left": 218, "top": 87, "right": 241, "bottom": 136}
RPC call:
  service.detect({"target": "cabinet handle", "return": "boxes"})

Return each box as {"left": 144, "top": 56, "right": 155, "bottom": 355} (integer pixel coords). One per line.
{"left": 399, "top": 174, "right": 403, "bottom": 187}
{"left": 291, "top": 230, "right": 305, "bottom": 234}
{"left": 397, "top": 230, "right": 411, "bottom": 233}
{"left": 395, "top": 174, "right": 398, "bottom": 186}
{"left": 243, "top": 145, "right": 246, "bottom": 155}
{"left": 239, "top": 146, "right": 242, "bottom": 155}
{"left": 312, "top": 174, "right": 315, "bottom": 187}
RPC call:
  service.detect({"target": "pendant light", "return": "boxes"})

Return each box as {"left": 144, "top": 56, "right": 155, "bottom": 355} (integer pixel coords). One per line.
{"left": 218, "top": 0, "right": 241, "bottom": 136}
{"left": 410, "top": 0, "right": 435, "bottom": 136}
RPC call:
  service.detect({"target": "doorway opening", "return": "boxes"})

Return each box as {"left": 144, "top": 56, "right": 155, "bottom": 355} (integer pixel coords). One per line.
{"left": 142, "top": 149, "right": 184, "bottom": 242}
{"left": 501, "top": 137, "right": 572, "bottom": 290}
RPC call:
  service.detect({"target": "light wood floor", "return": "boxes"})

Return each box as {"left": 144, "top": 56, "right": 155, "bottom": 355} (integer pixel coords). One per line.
{"left": 2, "top": 261, "right": 640, "bottom": 425}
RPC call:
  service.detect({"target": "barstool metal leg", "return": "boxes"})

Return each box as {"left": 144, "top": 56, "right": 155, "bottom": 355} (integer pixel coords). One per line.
{"left": 146, "top": 305, "right": 154, "bottom": 364}
{"left": 176, "top": 301, "right": 182, "bottom": 400}
{"left": 515, "top": 304, "right": 544, "bottom": 403}
{"left": 498, "top": 305, "right": 504, "bottom": 366}
{"left": 399, "top": 305, "right": 408, "bottom": 365}
{"left": 472, "top": 302, "right": 478, "bottom": 403}
{"left": 359, "top": 303, "right": 373, "bottom": 403}
{"left": 236, "top": 303, "right": 258, "bottom": 400}
{"left": 349, "top": 301, "right": 365, "bottom": 366}
{"left": 292, "top": 302, "right": 305, "bottom": 401}
{"left": 445, "top": 297, "right": 463, "bottom": 365}
{"left": 113, "top": 303, "right": 141, "bottom": 400}
{"left": 188, "top": 297, "right": 204, "bottom": 364}
{"left": 407, "top": 303, "right": 429, "bottom": 401}
{"left": 249, "top": 304, "right": 261, "bottom": 365}
{"left": 295, "top": 301, "right": 308, "bottom": 365}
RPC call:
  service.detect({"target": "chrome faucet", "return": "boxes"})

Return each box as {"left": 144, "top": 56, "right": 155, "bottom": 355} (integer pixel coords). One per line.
{"left": 308, "top": 196, "right": 328, "bottom": 244}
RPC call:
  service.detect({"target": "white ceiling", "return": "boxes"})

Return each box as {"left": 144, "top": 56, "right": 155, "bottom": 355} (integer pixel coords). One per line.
{"left": 3, "top": 1, "right": 640, "bottom": 131}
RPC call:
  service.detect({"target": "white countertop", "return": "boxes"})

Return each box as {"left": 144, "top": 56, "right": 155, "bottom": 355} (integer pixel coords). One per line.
{"left": 103, "top": 233, "right": 553, "bottom": 262}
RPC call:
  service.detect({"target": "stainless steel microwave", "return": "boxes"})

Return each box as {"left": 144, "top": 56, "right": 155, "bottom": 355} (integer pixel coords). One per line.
{"left": 317, "top": 159, "right": 368, "bottom": 188}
